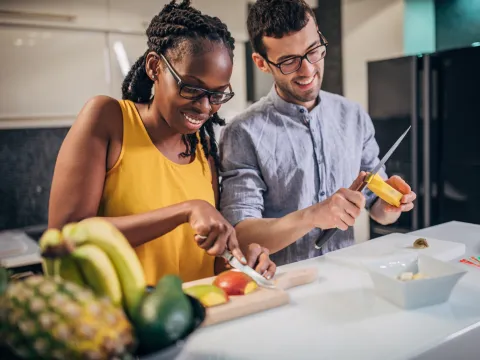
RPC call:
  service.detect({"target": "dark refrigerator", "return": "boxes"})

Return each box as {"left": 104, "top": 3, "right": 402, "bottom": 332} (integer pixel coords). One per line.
{"left": 367, "top": 45, "right": 480, "bottom": 238}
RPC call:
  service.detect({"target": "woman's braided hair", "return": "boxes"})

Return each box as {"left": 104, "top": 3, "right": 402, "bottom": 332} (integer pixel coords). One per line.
{"left": 122, "top": 0, "right": 235, "bottom": 170}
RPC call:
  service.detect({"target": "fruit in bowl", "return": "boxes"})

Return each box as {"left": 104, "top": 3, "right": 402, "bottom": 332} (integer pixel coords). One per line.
{"left": 213, "top": 270, "right": 258, "bottom": 296}
{"left": 364, "top": 254, "right": 466, "bottom": 309}
{"left": 132, "top": 275, "right": 206, "bottom": 356}
{"left": 0, "top": 271, "right": 136, "bottom": 360}
{"left": 35, "top": 218, "right": 208, "bottom": 358}
{"left": 39, "top": 218, "right": 147, "bottom": 318}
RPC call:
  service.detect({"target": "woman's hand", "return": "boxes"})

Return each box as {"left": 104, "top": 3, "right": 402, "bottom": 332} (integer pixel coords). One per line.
{"left": 188, "top": 200, "right": 246, "bottom": 264}
{"left": 245, "top": 244, "right": 277, "bottom": 280}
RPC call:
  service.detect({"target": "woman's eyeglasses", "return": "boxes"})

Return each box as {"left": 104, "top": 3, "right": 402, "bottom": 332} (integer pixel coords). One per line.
{"left": 160, "top": 54, "right": 235, "bottom": 105}
{"left": 264, "top": 30, "right": 328, "bottom": 75}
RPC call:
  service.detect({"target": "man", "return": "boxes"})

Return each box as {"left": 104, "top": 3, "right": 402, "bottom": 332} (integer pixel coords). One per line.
{"left": 219, "top": 0, "right": 416, "bottom": 266}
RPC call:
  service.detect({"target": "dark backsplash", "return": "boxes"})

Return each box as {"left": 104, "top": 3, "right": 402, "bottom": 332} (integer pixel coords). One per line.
{"left": 314, "top": 0, "right": 343, "bottom": 96}
{"left": 0, "top": 127, "right": 69, "bottom": 231}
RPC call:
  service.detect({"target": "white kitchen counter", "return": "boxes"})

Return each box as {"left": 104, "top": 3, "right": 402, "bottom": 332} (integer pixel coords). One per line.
{"left": 178, "top": 221, "right": 480, "bottom": 360}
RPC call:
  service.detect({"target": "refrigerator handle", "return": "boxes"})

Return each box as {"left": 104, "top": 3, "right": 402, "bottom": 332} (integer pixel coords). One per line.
{"left": 423, "top": 55, "right": 431, "bottom": 227}
{"left": 411, "top": 57, "right": 419, "bottom": 230}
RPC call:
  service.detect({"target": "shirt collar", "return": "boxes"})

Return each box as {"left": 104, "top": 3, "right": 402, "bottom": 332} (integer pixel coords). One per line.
{"left": 268, "top": 84, "right": 322, "bottom": 118}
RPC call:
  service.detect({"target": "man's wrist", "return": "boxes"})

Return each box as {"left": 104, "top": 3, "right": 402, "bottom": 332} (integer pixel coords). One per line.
{"left": 299, "top": 205, "right": 318, "bottom": 229}
{"left": 370, "top": 198, "right": 388, "bottom": 224}
{"left": 369, "top": 198, "right": 401, "bottom": 225}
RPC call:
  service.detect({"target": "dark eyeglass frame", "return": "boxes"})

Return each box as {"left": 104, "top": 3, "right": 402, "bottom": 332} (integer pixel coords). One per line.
{"left": 263, "top": 30, "right": 329, "bottom": 75}
{"left": 159, "top": 54, "right": 235, "bottom": 105}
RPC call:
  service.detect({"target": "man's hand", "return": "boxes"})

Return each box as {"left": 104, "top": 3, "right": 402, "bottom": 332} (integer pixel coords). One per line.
{"left": 370, "top": 175, "right": 416, "bottom": 224}
{"left": 305, "top": 172, "right": 367, "bottom": 230}
{"left": 245, "top": 244, "right": 276, "bottom": 280}
{"left": 384, "top": 175, "right": 416, "bottom": 212}
{"left": 215, "top": 243, "right": 276, "bottom": 280}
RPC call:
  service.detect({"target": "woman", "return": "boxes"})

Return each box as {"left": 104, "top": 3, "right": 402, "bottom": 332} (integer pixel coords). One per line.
{"left": 48, "top": 0, "right": 276, "bottom": 285}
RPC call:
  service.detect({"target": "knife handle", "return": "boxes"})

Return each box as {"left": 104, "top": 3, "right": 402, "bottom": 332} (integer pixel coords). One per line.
{"left": 314, "top": 180, "right": 369, "bottom": 250}
{"left": 314, "top": 228, "right": 337, "bottom": 250}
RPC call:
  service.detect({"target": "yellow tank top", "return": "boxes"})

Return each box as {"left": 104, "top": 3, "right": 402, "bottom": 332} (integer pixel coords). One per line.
{"left": 98, "top": 100, "right": 215, "bottom": 286}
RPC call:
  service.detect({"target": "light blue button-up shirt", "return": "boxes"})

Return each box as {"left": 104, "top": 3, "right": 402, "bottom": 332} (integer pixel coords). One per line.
{"left": 219, "top": 86, "right": 387, "bottom": 266}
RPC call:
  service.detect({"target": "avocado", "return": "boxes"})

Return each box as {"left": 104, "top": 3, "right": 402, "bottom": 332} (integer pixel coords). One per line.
{"left": 133, "top": 275, "right": 194, "bottom": 354}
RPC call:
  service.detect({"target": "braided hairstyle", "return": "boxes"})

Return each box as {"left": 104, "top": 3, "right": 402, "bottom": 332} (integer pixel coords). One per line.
{"left": 122, "top": 0, "right": 235, "bottom": 170}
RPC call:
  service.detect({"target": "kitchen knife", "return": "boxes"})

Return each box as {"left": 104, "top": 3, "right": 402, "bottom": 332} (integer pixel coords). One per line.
{"left": 195, "top": 234, "right": 276, "bottom": 289}
{"left": 314, "top": 126, "right": 411, "bottom": 250}
{"left": 221, "top": 249, "right": 277, "bottom": 289}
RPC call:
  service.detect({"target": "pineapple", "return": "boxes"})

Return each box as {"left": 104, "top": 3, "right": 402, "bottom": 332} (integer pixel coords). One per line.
{"left": 0, "top": 274, "right": 136, "bottom": 360}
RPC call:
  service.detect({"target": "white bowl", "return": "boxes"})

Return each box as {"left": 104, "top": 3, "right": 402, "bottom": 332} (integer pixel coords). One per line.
{"left": 363, "top": 254, "right": 467, "bottom": 309}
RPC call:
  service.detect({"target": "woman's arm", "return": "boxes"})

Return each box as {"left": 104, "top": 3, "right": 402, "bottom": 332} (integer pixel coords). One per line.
{"left": 209, "top": 156, "right": 276, "bottom": 278}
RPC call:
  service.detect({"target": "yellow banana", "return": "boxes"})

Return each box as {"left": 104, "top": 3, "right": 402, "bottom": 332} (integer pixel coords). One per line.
{"left": 40, "top": 226, "right": 122, "bottom": 305}
{"left": 62, "top": 218, "right": 146, "bottom": 317}
{"left": 58, "top": 255, "right": 86, "bottom": 287}
{"left": 38, "top": 228, "right": 63, "bottom": 277}
{"left": 71, "top": 244, "right": 123, "bottom": 307}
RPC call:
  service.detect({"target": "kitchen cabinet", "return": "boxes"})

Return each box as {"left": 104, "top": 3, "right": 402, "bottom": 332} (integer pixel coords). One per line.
{"left": 192, "top": 0, "right": 249, "bottom": 41}
{"left": 107, "top": 0, "right": 168, "bottom": 34}
{"left": 108, "top": 33, "right": 148, "bottom": 100}
{"left": 0, "top": 0, "right": 249, "bottom": 126}
{"left": 0, "top": 25, "right": 109, "bottom": 121}
{"left": 0, "top": 0, "right": 108, "bottom": 31}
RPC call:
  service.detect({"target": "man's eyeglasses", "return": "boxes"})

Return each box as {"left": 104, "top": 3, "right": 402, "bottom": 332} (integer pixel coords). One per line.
{"left": 159, "top": 54, "right": 235, "bottom": 105}
{"left": 264, "top": 30, "right": 328, "bottom": 75}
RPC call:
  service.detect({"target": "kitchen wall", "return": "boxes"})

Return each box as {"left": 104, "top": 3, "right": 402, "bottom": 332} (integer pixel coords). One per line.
{"left": 403, "top": 0, "right": 480, "bottom": 55}
{"left": 341, "top": 0, "right": 404, "bottom": 110}
{"left": 435, "top": 0, "right": 480, "bottom": 51}
{"left": 341, "top": 0, "right": 405, "bottom": 242}
{"left": 404, "top": 0, "right": 435, "bottom": 55}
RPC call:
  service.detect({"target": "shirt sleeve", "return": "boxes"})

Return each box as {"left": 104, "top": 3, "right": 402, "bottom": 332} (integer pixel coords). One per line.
{"left": 359, "top": 106, "right": 389, "bottom": 210}
{"left": 218, "top": 122, "right": 266, "bottom": 226}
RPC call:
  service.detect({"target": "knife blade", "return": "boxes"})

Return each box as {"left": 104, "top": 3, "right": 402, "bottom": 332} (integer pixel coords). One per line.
{"left": 314, "top": 126, "right": 411, "bottom": 250}
{"left": 195, "top": 233, "right": 277, "bottom": 289}
{"left": 369, "top": 126, "right": 411, "bottom": 177}
{"left": 221, "top": 249, "right": 276, "bottom": 289}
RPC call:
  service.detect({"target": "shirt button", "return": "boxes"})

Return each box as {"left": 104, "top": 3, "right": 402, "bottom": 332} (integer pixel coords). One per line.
{"left": 320, "top": 191, "right": 326, "bottom": 196}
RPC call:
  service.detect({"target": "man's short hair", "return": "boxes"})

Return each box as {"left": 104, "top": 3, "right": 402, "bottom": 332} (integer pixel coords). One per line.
{"left": 247, "top": 0, "right": 316, "bottom": 57}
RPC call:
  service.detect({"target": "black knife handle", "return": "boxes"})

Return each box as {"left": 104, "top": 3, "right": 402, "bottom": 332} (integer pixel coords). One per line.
{"left": 314, "top": 179, "right": 369, "bottom": 250}
{"left": 314, "top": 228, "right": 338, "bottom": 249}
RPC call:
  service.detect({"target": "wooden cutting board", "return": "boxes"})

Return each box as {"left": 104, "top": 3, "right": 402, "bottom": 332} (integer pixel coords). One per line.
{"left": 324, "top": 232, "right": 466, "bottom": 270}
{"left": 182, "top": 267, "right": 318, "bottom": 326}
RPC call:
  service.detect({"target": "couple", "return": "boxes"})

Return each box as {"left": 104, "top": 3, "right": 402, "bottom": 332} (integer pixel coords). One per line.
{"left": 48, "top": 0, "right": 416, "bottom": 286}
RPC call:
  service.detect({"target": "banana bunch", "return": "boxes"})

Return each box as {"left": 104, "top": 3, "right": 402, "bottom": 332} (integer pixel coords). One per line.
{"left": 39, "top": 218, "right": 147, "bottom": 318}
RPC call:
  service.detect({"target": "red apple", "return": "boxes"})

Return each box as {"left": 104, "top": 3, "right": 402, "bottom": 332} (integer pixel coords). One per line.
{"left": 212, "top": 270, "right": 258, "bottom": 296}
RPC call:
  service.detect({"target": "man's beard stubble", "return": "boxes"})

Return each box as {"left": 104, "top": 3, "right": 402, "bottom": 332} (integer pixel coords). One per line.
{"left": 275, "top": 72, "right": 322, "bottom": 104}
